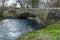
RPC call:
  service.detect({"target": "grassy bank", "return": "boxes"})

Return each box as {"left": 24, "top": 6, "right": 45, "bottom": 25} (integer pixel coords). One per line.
{"left": 17, "top": 23, "right": 60, "bottom": 40}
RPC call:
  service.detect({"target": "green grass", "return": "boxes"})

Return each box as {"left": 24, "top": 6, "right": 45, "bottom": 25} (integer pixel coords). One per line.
{"left": 41, "top": 23, "right": 60, "bottom": 40}
{"left": 18, "top": 23, "right": 60, "bottom": 40}
{"left": 2, "top": 12, "right": 15, "bottom": 17}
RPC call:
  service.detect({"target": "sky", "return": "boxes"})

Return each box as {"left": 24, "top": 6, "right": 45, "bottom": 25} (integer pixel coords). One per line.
{"left": 0, "top": 0, "right": 17, "bottom": 7}
{"left": 4, "top": 0, "right": 21, "bottom": 7}
{"left": 5, "top": 0, "right": 16, "bottom": 5}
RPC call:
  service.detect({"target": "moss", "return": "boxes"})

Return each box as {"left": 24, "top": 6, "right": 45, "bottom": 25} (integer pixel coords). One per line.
{"left": 2, "top": 13, "right": 15, "bottom": 17}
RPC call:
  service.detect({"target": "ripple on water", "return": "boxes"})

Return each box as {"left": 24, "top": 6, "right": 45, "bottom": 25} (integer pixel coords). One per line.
{"left": 0, "top": 19, "right": 40, "bottom": 40}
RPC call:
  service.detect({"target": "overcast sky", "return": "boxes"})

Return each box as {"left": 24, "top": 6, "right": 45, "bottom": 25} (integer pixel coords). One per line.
{"left": 5, "top": 0, "right": 17, "bottom": 4}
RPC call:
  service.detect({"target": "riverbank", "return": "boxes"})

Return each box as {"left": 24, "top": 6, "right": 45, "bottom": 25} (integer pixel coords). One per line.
{"left": 0, "top": 17, "right": 4, "bottom": 21}
{"left": 17, "top": 23, "right": 60, "bottom": 40}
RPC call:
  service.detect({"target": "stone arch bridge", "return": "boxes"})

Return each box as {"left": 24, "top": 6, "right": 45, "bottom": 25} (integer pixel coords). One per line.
{"left": 6, "top": 8, "right": 40, "bottom": 16}
{"left": 6, "top": 8, "right": 41, "bottom": 24}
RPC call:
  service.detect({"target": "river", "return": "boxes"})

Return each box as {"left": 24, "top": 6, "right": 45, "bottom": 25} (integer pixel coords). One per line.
{"left": 0, "top": 19, "right": 40, "bottom": 40}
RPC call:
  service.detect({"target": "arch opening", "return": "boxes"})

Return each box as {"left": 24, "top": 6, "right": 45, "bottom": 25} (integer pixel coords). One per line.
{"left": 18, "top": 12, "right": 36, "bottom": 19}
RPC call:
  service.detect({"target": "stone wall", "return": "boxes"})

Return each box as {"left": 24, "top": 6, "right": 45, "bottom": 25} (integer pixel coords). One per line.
{"left": 48, "top": 9, "right": 60, "bottom": 20}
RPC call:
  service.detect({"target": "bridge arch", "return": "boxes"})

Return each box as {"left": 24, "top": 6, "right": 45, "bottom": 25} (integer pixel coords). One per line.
{"left": 18, "top": 12, "right": 37, "bottom": 19}
{"left": 18, "top": 12, "right": 41, "bottom": 24}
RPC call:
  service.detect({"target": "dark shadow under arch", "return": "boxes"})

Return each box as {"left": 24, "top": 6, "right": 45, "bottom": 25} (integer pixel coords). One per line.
{"left": 18, "top": 12, "right": 36, "bottom": 19}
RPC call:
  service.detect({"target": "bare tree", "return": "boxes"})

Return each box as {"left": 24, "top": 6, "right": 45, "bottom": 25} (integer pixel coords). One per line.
{"left": 29, "top": 0, "right": 39, "bottom": 8}
{"left": 46, "top": 0, "right": 60, "bottom": 7}
{"left": 0, "top": 0, "right": 5, "bottom": 16}
{"left": 16, "top": 0, "right": 39, "bottom": 8}
{"left": 17, "top": 0, "right": 23, "bottom": 8}
{"left": 53, "top": 0, "right": 60, "bottom": 7}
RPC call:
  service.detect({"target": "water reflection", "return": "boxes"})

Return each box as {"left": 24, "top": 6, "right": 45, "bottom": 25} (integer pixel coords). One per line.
{"left": 0, "top": 19, "right": 40, "bottom": 40}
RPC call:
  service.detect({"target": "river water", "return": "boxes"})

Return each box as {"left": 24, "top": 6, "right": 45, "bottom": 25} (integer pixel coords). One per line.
{"left": 0, "top": 19, "right": 40, "bottom": 40}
